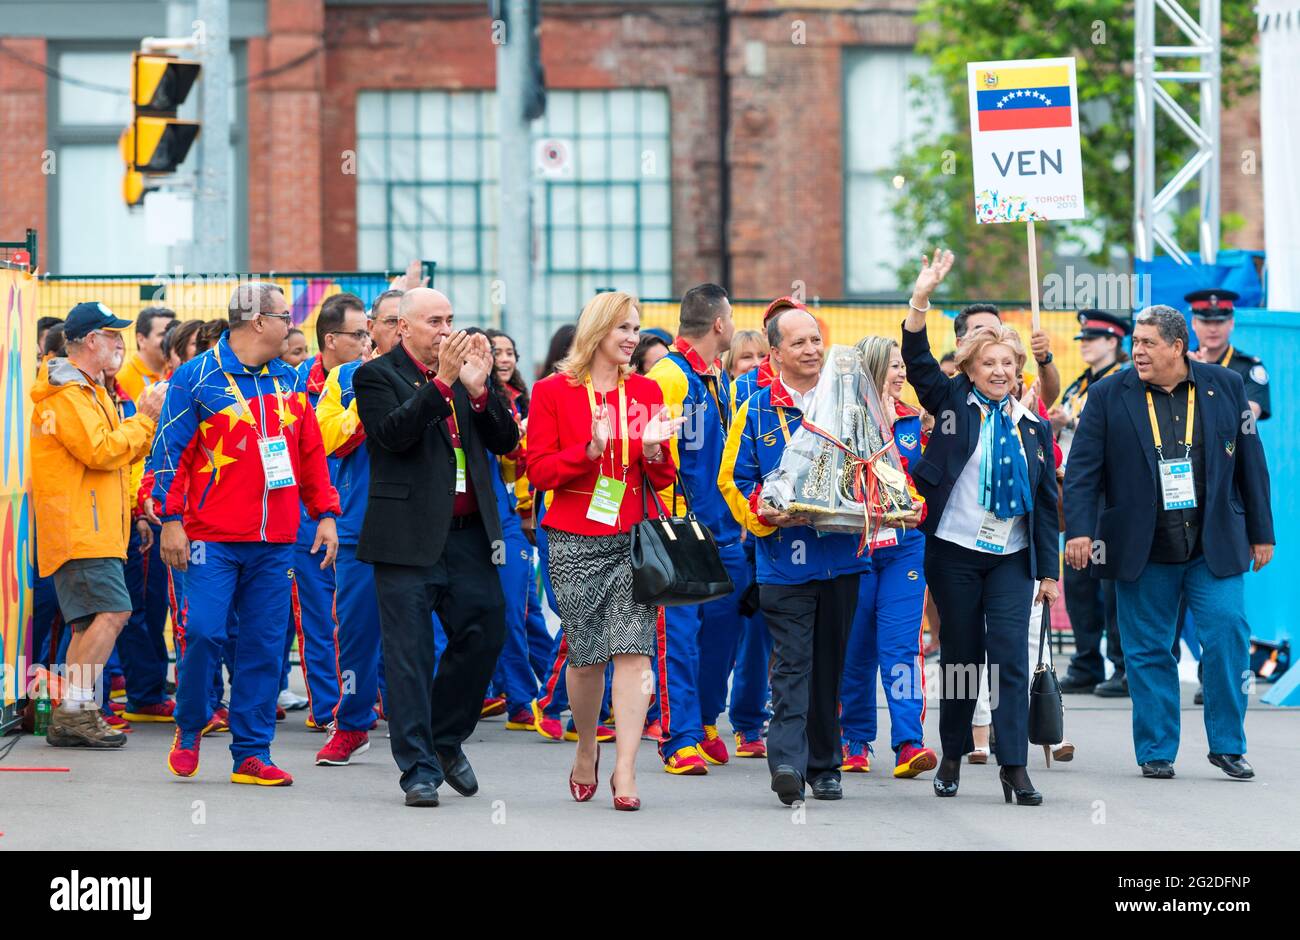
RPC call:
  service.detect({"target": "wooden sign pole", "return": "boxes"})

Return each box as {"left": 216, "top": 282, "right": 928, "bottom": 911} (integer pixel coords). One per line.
{"left": 1026, "top": 220, "right": 1041, "bottom": 333}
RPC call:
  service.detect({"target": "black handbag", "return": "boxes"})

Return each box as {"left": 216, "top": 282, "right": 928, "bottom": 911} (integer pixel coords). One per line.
{"left": 629, "top": 471, "right": 734, "bottom": 607}
{"left": 1028, "top": 601, "right": 1064, "bottom": 748}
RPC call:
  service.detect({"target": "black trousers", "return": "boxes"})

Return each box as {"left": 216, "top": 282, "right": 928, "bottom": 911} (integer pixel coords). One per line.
{"left": 372, "top": 524, "right": 506, "bottom": 792}
{"left": 1063, "top": 563, "right": 1123, "bottom": 682}
{"left": 759, "top": 574, "right": 860, "bottom": 783}
{"left": 924, "top": 538, "right": 1034, "bottom": 767}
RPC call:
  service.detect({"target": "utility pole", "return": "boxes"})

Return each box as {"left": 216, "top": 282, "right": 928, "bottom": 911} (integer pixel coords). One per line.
{"left": 497, "top": 0, "right": 536, "bottom": 377}
{"left": 194, "top": 0, "right": 231, "bottom": 272}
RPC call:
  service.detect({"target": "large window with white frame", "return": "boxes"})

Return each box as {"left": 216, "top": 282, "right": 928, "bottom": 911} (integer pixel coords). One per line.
{"left": 356, "top": 88, "right": 672, "bottom": 326}
{"left": 843, "top": 48, "right": 946, "bottom": 296}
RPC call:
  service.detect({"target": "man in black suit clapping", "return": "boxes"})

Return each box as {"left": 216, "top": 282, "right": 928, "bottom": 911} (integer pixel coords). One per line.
{"left": 353, "top": 288, "right": 520, "bottom": 807}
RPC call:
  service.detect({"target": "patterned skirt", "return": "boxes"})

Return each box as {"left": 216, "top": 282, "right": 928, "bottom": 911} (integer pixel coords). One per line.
{"left": 547, "top": 528, "right": 658, "bottom": 668}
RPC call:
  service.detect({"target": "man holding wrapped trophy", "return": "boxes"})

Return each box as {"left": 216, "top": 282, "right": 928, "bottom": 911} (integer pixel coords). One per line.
{"left": 720, "top": 307, "right": 917, "bottom": 806}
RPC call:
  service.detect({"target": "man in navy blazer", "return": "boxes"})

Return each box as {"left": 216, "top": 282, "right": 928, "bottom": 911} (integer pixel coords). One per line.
{"left": 1064, "top": 305, "right": 1273, "bottom": 781}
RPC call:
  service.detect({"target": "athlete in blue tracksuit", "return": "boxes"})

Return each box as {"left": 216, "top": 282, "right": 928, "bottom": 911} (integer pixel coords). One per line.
{"left": 839, "top": 404, "right": 932, "bottom": 774}
{"left": 486, "top": 449, "right": 541, "bottom": 718}
{"left": 315, "top": 357, "right": 388, "bottom": 739}
{"left": 153, "top": 330, "right": 340, "bottom": 782}
{"left": 647, "top": 329, "right": 754, "bottom": 773}
{"left": 291, "top": 354, "right": 344, "bottom": 728}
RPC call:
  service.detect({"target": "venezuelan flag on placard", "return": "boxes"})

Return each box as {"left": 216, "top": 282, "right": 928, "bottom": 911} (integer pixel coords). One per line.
{"left": 974, "top": 63, "right": 1073, "bottom": 132}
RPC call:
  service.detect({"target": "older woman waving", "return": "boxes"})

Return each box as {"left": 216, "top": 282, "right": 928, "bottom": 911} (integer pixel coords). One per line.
{"left": 900, "top": 250, "right": 1060, "bottom": 806}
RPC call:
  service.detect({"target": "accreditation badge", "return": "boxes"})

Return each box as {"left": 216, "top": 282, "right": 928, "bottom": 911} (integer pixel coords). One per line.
{"left": 975, "top": 512, "right": 1013, "bottom": 554}
{"left": 586, "top": 475, "right": 627, "bottom": 527}
{"left": 1158, "top": 458, "right": 1196, "bottom": 510}
{"left": 259, "top": 436, "right": 296, "bottom": 490}
{"left": 454, "top": 447, "right": 467, "bottom": 493}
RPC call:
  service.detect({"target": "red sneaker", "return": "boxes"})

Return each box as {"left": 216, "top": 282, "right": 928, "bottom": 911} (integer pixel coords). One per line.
{"left": 231, "top": 756, "right": 294, "bottom": 786}
{"left": 123, "top": 700, "right": 176, "bottom": 723}
{"left": 102, "top": 712, "right": 133, "bottom": 733}
{"left": 894, "top": 742, "right": 938, "bottom": 779}
{"left": 663, "top": 746, "right": 708, "bottom": 775}
{"left": 840, "top": 742, "right": 872, "bottom": 773}
{"left": 168, "top": 728, "right": 201, "bottom": 777}
{"left": 505, "top": 707, "right": 536, "bottom": 731}
{"left": 108, "top": 700, "right": 127, "bottom": 713}
{"left": 481, "top": 695, "right": 507, "bottom": 718}
{"left": 202, "top": 707, "right": 230, "bottom": 736}
{"left": 642, "top": 720, "right": 664, "bottom": 742}
{"left": 697, "top": 725, "right": 730, "bottom": 765}
{"left": 110, "top": 675, "right": 126, "bottom": 700}
{"left": 531, "top": 700, "right": 564, "bottom": 741}
{"left": 315, "top": 728, "right": 370, "bottom": 766}
{"left": 276, "top": 705, "right": 286, "bottom": 721}
{"left": 734, "top": 730, "right": 767, "bottom": 759}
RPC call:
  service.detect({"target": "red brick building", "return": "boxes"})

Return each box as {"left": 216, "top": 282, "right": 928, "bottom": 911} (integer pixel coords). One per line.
{"left": 0, "top": 0, "right": 1265, "bottom": 314}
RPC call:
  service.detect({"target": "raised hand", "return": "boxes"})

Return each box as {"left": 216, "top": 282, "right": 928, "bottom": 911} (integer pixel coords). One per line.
{"left": 586, "top": 403, "right": 612, "bottom": 461}
{"left": 434, "top": 331, "right": 469, "bottom": 388}
{"left": 137, "top": 381, "right": 168, "bottom": 421}
{"left": 459, "top": 333, "right": 493, "bottom": 397}
{"left": 642, "top": 404, "right": 686, "bottom": 447}
{"left": 911, "top": 248, "right": 955, "bottom": 305}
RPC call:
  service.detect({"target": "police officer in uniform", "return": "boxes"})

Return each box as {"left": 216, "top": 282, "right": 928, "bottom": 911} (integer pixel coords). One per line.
{"left": 1051, "top": 310, "right": 1130, "bottom": 696}
{"left": 1186, "top": 289, "right": 1270, "bottom": 421}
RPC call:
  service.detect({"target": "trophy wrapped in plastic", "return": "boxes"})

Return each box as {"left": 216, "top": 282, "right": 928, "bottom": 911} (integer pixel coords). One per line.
{"left": 761, "top": 344, "right": 915, "bottom": 550}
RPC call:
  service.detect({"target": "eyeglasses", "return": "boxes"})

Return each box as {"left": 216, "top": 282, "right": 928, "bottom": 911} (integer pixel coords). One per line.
{"left": 371, "top": 316, "right": 400, "bottom": 328}
{"left": 327, "top": 330, "right": 370, "bottom": 342}
{"left": 260, "top": 312, "right": 293, "bottom": 324}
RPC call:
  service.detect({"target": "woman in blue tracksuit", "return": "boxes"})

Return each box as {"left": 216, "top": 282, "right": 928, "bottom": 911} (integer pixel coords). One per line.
{"left": 839, "top": 336, "right": 937, "bottom": 779}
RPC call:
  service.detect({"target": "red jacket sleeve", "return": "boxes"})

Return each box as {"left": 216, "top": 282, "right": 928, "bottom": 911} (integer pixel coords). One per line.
{"left": 296, "top": 399, "right": 342, "bottom": 520}
{"left": 526, "top": 377, "right": 598, "bottom": 492}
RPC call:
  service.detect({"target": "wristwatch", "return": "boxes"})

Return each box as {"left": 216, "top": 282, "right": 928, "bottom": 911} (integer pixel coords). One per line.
{"left": 1036, "top": 352, "right": 1054, "bottom": 366}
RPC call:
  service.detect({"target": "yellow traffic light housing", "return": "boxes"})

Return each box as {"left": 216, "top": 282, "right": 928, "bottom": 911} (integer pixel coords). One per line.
{"left": 133, "top": 53, "right": 200, "bottom": 111}
{"left": 120, "top": 52, "right": 201, "bottom": 206}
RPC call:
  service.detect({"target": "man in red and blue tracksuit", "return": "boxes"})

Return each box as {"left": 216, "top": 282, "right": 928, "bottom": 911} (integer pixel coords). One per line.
{"left": 154, "top": 284, "right": 339, "bottom": 785}
{"left": 646, "top": 284, "right": 754, "bottom": 776}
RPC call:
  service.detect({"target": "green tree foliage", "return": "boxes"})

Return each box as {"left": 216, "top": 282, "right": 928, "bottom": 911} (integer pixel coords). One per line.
{"left": 889, "top": 0, "right": 1258, "bottom": 297}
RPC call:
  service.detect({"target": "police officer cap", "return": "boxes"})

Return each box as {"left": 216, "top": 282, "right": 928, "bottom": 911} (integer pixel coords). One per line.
{"left": 1074, "top": 309, "right": 1130, "bottom": 341}
{"left": 1185, "top": 288, "right": 1238, "bottom": 321}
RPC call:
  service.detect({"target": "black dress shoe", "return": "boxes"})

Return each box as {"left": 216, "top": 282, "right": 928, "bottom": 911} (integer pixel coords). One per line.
{"left": 1094, "top": 674, "right": 1129, "bottom": 697}
{"left": 933, "top": 757, "right": 960, "bottom": 797}
{"left": 1140, "top": 760, "right": 1176, "bottom": 779}
{"left": 810, "top": 774, "right": 843, "bottom": 801}
{"left": 771, "top": 765, "right": 805, "bottom": 806}
{"left": 1207, "top": 753, "right": 1255, "bottom": 779}
{"left": 1058, "top": 674, "right": 1099, "bottom": 694}
{"left": 404, "top": 783, "right": 440, "bottom": 807}
{"left": 437, "top": 750, "right": 479, "bottom": 797}
{"left": 1193, "top": 684, "right": 1204, "bottom": 706}
{"left": 999, "top": 766, "right": 1043, "bottom": 805}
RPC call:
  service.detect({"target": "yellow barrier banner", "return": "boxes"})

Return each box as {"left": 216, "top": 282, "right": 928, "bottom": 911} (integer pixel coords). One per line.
{"left": 2, "top": 267, "right": 36, "bottom": 710}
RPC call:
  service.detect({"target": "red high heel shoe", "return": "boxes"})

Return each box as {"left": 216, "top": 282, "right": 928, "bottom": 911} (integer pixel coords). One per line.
{"left": 568, "top": 748, "right": 599, "bottom": 802}
{"left": 611, "top": 773, "right": 641, "bottom": 812}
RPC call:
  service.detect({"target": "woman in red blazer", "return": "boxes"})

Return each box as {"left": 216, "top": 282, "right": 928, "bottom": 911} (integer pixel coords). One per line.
{"left": 529, "top": 291, "right": 683, "bottom": 811}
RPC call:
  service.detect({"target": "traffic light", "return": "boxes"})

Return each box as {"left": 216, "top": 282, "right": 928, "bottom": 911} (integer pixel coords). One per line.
{"left": 120, "top": 52, "right": 201, "bottom": 206}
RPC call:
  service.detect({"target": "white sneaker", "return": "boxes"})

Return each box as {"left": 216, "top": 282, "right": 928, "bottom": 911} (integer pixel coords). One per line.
{"left": 277, "top": 689, "right": 309, "bottom": 711}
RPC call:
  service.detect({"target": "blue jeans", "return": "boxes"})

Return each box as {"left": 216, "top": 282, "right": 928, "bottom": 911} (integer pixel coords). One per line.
{"left": 1116, "top": 555, "right": 1249, "bottom": 764}
{"left": 840, "top": 533, "right": 928, "bottom": 751}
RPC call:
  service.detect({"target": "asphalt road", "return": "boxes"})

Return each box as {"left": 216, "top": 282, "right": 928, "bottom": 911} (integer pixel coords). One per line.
{"left": 2, "top": 678, "right": 1295, "bottom": 851}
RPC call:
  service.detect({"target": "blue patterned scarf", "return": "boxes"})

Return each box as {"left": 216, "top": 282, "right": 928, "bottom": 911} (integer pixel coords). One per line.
{"left": 974, "top": 389, "right": 1033, "bottom": 519}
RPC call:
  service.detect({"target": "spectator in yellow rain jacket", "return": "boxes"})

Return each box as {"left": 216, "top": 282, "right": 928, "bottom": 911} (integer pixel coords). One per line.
{"left": 30, "top": 303, "right": 165, "bottom": 749}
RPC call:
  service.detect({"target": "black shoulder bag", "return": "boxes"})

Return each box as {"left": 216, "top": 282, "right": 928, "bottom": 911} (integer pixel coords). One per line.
{"left": 1028, "top": 601, "right": 1064, "bottom": 752}
{"left": 630, "top": 471, "right": 734, "bottom": 607}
